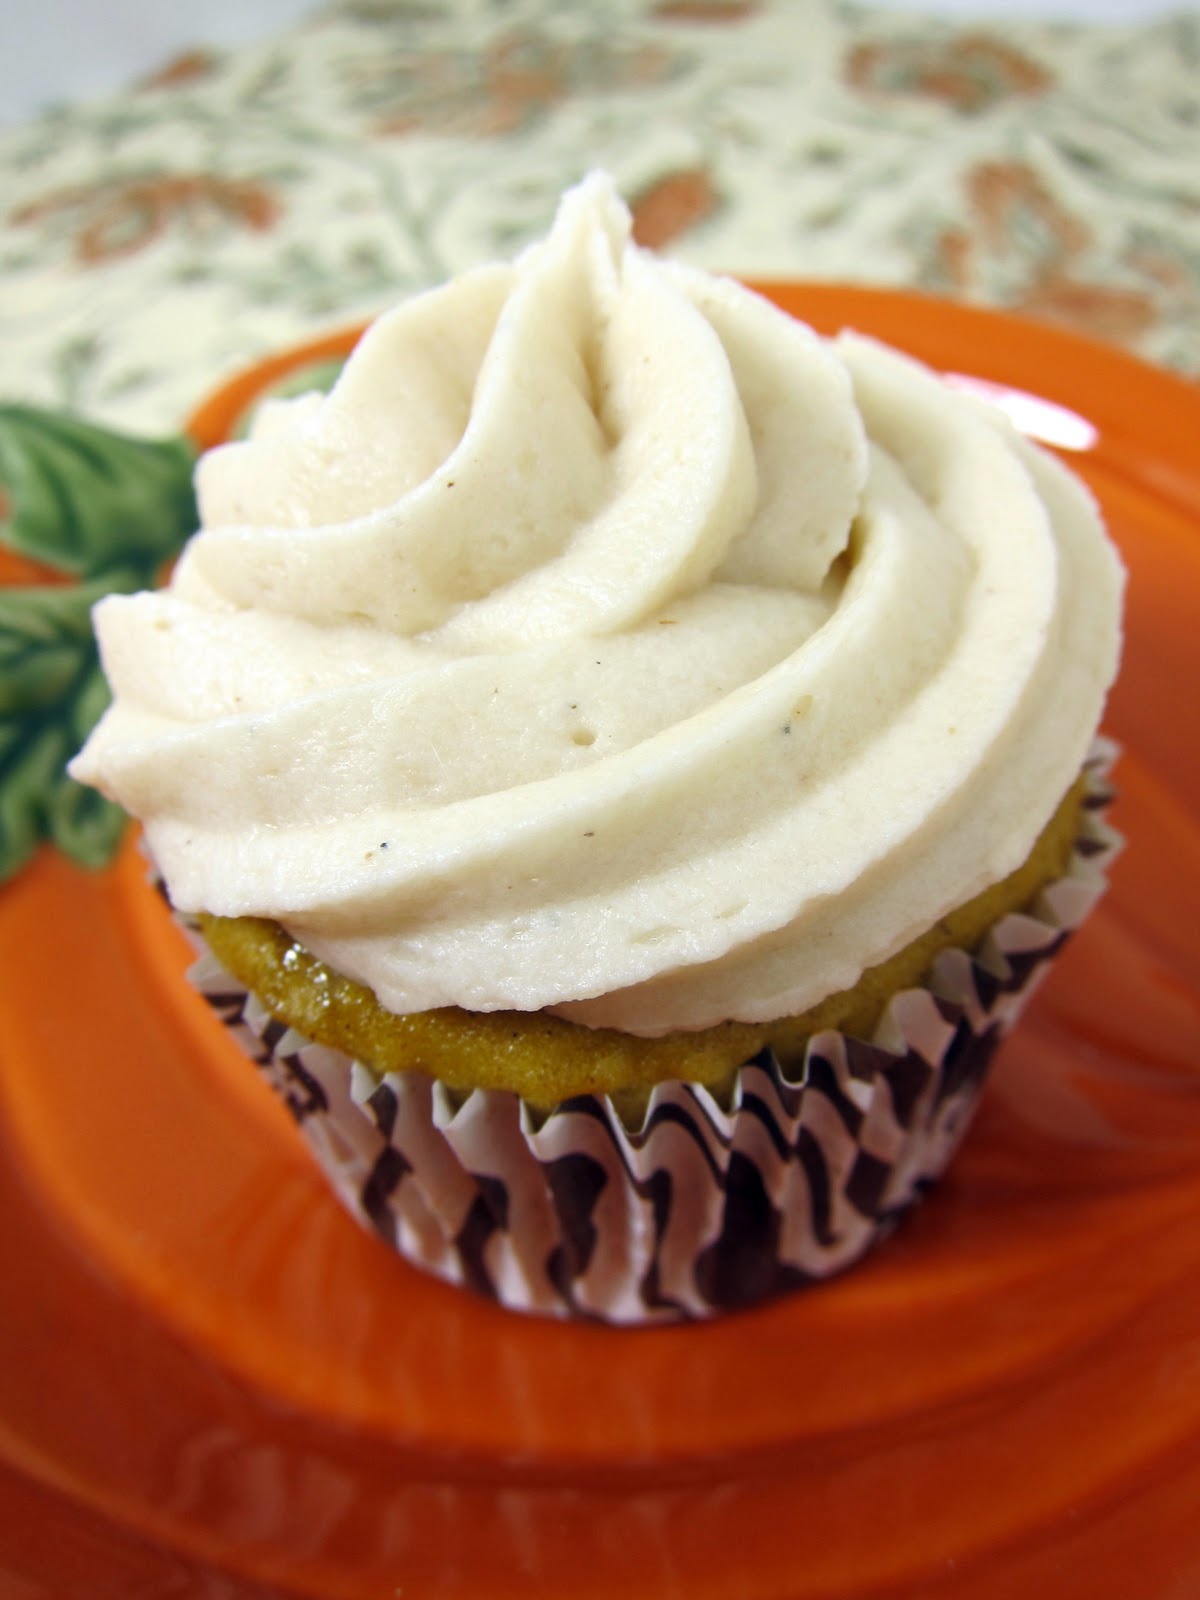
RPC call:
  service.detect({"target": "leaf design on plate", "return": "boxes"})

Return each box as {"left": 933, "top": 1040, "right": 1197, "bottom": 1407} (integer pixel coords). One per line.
{"left": 0, "top": 406, "right": 199, "bottom": 883}
{"left": 0, "top": 404, "right": 197, "bottom": 578}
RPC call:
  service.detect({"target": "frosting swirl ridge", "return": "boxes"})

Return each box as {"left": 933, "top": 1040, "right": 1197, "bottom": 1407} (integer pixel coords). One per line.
{"left": 71, "top": 174, "right": 1123, "bottom": 1034}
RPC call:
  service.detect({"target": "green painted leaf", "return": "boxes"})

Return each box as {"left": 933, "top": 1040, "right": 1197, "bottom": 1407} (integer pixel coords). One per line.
{"left": 0, "top": 579, "right": 97, "bottom": 716}
{"left": 0, "top": 403, "right": 198, "bottom": 578}
{"left": 0, "top": 574, "right": 140, "bottom": 880}
{"left": 0, "top": 402, "right": 204, "bottom": 884}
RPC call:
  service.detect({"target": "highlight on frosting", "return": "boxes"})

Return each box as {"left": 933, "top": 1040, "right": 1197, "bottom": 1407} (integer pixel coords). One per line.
{"left": 70, "top": 173, "right": 1124, "bottom": 1036}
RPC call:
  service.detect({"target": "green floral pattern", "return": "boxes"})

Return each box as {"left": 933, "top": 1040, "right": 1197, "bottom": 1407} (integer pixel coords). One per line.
{"left": 0, "top": 0, "right": 1197, "bottom": 437}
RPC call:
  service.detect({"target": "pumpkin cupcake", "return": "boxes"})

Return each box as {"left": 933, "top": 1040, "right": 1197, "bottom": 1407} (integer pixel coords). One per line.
{"left": 70, "top": 175, "right": 1123, "bottom": 1321}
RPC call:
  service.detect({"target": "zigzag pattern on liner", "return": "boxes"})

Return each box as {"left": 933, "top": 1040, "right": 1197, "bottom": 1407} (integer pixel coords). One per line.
{"left": 187, "top": 740, "right": 1119, "bottom": 1325}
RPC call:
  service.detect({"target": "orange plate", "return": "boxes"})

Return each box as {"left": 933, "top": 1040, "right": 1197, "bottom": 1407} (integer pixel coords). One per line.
{"left": 2, "top": 286, "right": 1199, "bottom": 1599}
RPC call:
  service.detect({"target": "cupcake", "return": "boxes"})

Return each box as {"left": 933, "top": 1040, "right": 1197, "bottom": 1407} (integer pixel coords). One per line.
{"left": 69, "top": 174, "right": 1124, "bottom": 1323}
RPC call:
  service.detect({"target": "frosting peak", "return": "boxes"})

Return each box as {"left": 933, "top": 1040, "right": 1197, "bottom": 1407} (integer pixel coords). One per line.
{"left": 71, "top": 174, "right": 1123, "bottom": 1034}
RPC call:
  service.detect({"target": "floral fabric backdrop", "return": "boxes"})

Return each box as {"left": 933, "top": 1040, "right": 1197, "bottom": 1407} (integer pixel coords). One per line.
{"left": 1, "top": 0, "right": 1198, "bottom": 435}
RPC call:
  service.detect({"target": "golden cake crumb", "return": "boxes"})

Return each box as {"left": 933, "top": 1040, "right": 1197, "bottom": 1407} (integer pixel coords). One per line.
{"left": 200, "top": 779, "right": 1083, "bottom": 1116}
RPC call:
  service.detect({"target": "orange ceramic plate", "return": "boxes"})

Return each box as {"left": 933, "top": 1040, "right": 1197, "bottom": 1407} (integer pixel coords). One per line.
{"left": 1, "top": 287, "right": 1199, "bottom": 1599}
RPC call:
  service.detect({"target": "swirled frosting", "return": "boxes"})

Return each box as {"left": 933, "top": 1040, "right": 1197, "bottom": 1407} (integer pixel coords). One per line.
{"left": 71, "top": 174, "right": 1123, "bottom": 1036}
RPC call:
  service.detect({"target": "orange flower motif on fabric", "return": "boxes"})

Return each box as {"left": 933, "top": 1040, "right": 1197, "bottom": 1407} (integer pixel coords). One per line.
{"left": 932, "top": 227, "right": 973, "bottom": 294}
{"left": 361, "top": 27, "right": 680, "bottom": 139}
{"left": 653, "top": 1, "right": 760, "bottom": 21}
{"left": 630, "top": 169, "right": 719, "bottom": 249}
{"left": 136, "top": 49, "right": 220, "bottom": 91}
{"left": 966, "top": 160, "right": 1090, "bottom": 261}
{"left": 9, "top": 175, "right": 279, "bottom": 266}
{"left": 921, "top": 160, "right": 1160, "bottom": 348}
{"left": 1019, "top": 274, "right": 1157, "bottom": 344}
{"left": 846, "top": 32, "right": 1052, "bottom": 116}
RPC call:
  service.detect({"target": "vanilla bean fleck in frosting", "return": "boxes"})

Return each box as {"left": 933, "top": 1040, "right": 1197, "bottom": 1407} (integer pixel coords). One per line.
{"left": 70, "top": 174, "right": 1124, "bottom": 1036}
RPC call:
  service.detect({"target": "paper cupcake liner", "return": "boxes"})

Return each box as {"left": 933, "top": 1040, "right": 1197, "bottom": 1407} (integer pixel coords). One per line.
{"left": 184, "top": 741, "right": 1119, "bottom": 1325}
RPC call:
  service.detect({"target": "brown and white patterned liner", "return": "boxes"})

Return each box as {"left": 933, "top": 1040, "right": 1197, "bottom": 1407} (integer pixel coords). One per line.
{"left": 185, "top": 741, "right": 1119, "bottom": 1325}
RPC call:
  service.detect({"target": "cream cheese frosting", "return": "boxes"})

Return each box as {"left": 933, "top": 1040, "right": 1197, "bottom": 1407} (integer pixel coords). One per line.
{"left": 70, "top": 173, "right": 1124, "bottom": 1036}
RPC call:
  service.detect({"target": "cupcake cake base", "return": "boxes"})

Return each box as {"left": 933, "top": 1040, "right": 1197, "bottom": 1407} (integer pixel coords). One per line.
{"left": 184, "top": 743, "right": 1119, "bottom": 1325}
